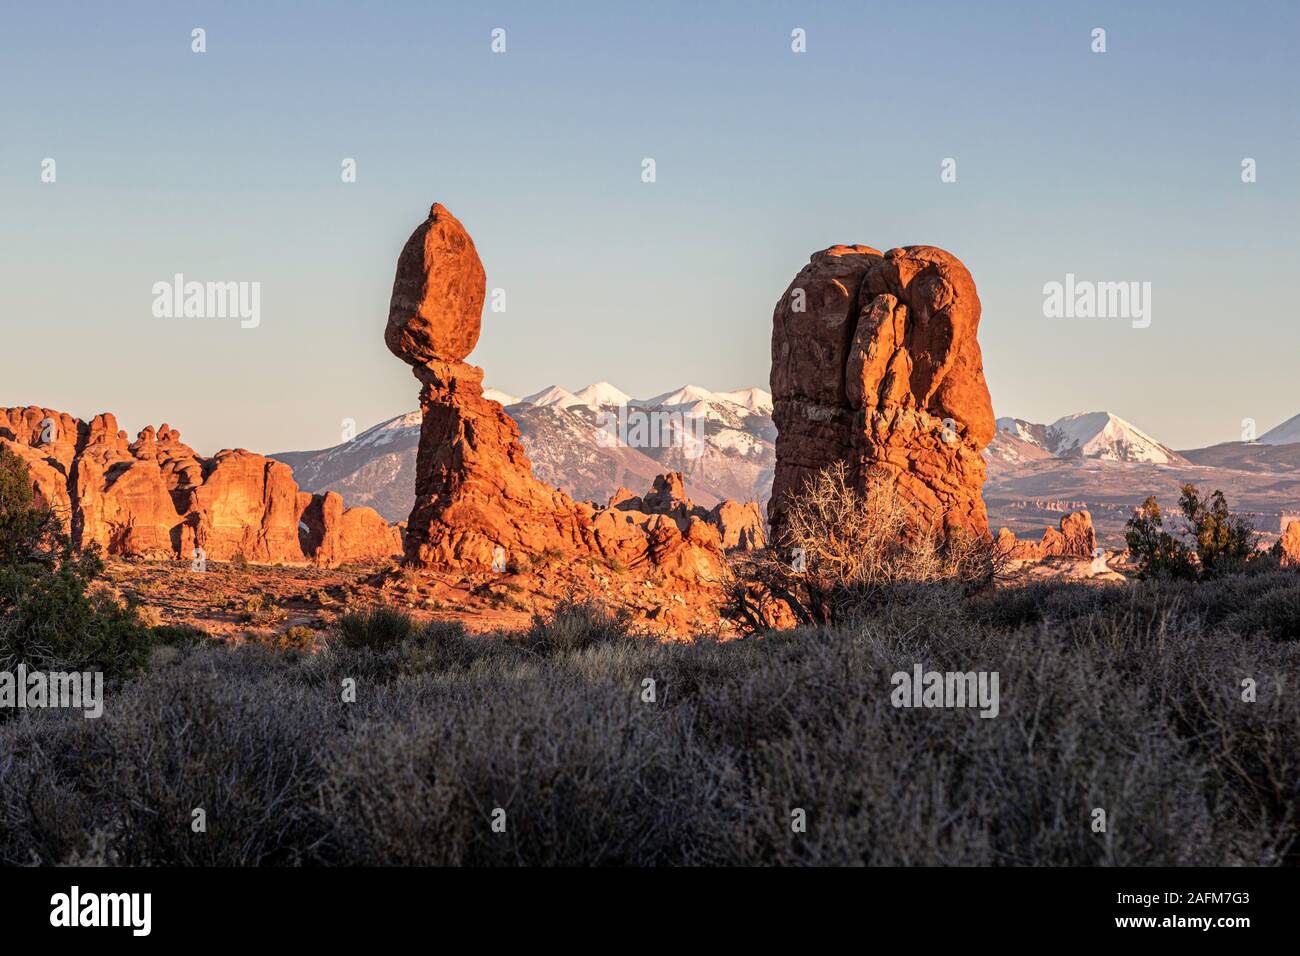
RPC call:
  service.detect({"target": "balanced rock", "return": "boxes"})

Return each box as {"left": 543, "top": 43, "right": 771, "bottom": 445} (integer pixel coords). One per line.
{"left": 386, "top": 204, "right": 487, "bottom": 366}
{"left": 386, "top": 204, "right": 755, "bottom": 583}
{"left": 769, "top": 245, "right": 995, "bottom": 542}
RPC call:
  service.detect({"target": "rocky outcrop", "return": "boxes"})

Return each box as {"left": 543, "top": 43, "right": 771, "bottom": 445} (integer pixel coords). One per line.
{"left": 386, "top": 205, "right": 594, "bottom": 568}
{"left": 769, "top": 244, "right": 995, "bottom": 543}
{"left": 998, "top": 510, "right": 1097, "bottom": 560}
{"left": 0, "top": 406, "right": 401, "bottom": 566}
{"left": 387, "top": 204, "right": 758, "bottom": 582}
{"left": 298, "top": 491, "right": 404, "bottom": 566}
{"left": 1277, "top": 521, "right": 1300, "bottom": 567}
{"left": 610, "top": 472, "right": 765, "bottom": 550}
{"left": 709, "top": 500, "right": 766, "bottom": 550}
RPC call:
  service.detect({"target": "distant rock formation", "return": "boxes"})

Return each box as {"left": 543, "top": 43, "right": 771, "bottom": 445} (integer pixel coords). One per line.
{"left": 386, "top": 203, "right": 758, "bottom": 582}
{"left": 612, "top": 472, "right": 766, "bottom": 550}
{"left": 0, "top": 406, "right": 401, "bottom": 566}
{"left": 769, "top": 244, "right": 995, "bottom": 542}
{"left": 997, "top": 510, "right": 1097, "bottom": 560}
{"left": 1278, "top": 520, "right": 1300, "bottom": 567}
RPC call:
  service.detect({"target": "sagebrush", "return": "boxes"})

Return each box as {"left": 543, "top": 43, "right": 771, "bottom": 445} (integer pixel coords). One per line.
{"left": 2, "top": 571, "right": 1298, "bottom": 866}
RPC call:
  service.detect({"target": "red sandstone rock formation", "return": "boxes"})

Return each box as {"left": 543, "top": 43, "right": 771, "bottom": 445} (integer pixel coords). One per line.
{"left": 387, "top": 204, "right": 758, "bottom": 582}
{"left": 709, "top": 500, "right": 766, "bottom": 550}
{"left": 298, "top": 491, "right": 403, "bottom": 565}
{"left": 614, "top": 473, "right": 765, "bottom": 551}
{"left": 998, "top": 510, "right": 1097, "bottom": 560}
{"left": 769, "top": 244, "right": 995, "bottom": 543}
{"left": 1278, "top": 521, "right": 1300, "bottom": 567}
{"left": 0, "top": 406, "right": 400, "bottom": 566}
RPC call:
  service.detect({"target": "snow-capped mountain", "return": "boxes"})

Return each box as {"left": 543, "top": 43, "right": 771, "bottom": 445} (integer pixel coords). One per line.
{"left": 273, "top": 393, "right": 1300, "bottom": 553}
{"left": 273, "top": 383, "right": 776, "bottom": 522}
{"left": 993, "top": 412, "right": 1183, "bottom": 464}
{"left": 1259, "top": 413, "right": 1300, "bottom": 446}
{"left": 571, "top": 381, "right": 634, "bottom": 408}
{"left": 271, "top": 412, "right": 424, "bottom": 522}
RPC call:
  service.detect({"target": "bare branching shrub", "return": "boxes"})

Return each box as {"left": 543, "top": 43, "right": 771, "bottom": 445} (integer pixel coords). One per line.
{"left": 775, "top": 462, "right": 999, "bottom": 621}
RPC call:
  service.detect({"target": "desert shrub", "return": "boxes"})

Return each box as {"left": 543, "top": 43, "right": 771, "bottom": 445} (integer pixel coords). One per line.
{"left": 319, "top": 678, "right": 705, "bottom": 865}
{"left": 773, "top": 462, "right": 999, "bottom": 621}
{"left": 0, "top": 644, "right": 329, "bottom": 865}
{"left": 519, "top": 599, "right": 637, "bottom": 655}
{"left": 1125, "top": 495, "right": 1197, "bottom": 580}
{"left": 402, "top": 618, "right": 493, "bottom": 671}
{"left": 152, "top": 623, "right": 208, "bottom": 646}
{"left": 1221, "top": 582, "right": 1300, "bottom": 642}
{"left": 1, "top": 573, "right": 1298, "bottom": 866}
{"left": 275, "top": 625, "right": 320, "bottom": 651}
{"left": 1126, "top": 486, "right": 1259, "bottom": 580}
{"left": 965, "top": 580, "right": 1130, "bottom": 629}
{"left": 237, "top": 591, "right": 286, "bottom": 626}
{"left": 333, "top": 606, "right": 417, "bottom": 651}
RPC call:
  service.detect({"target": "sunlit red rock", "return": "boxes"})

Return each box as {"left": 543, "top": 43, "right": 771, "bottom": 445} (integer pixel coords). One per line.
{"left": 387, "top": 204, "right": 751, "bottom": 590}
{"left": 0, "top": 405, "right": 401, "bottom": 567}
{"left": 769, "top": 244, "right": 995, "bottom": 542}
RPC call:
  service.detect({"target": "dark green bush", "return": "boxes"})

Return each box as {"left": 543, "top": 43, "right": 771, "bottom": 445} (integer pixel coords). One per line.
{"left": 1126, "top": 485, "right": 1260, "bottom": 581}
{"left": 1125, "top": 495, "right": 1197, "bottom": 580}
{"left": 152, "top": 623, "right": 209, "bottom": 647}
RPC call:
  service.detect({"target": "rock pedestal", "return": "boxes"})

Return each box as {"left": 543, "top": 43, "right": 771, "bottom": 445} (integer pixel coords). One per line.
{"left": 769, "top": 244, "right": 996, "bottom": 542}
{"left": 386, "top": 204, "right": 752, "bottom": 582}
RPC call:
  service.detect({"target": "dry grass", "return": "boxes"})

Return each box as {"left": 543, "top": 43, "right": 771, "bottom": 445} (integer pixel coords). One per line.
{"left": 1, "top": 570, "right": 1298, "bottom": 866}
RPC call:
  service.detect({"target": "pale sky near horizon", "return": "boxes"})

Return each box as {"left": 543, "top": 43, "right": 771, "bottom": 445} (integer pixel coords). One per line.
{"left": 1, "top": 1, "right": 1296, "bottom": 456}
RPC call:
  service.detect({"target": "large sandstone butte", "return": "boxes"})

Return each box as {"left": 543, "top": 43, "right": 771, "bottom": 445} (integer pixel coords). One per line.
{"left": 0, "top": 406, "right": 401, "bottom": 566}
{"left": 386, "top": 204, "right": 754, "bottom": 582}
{"left": 769, "top": 244, "right": 996, "bottom": 541}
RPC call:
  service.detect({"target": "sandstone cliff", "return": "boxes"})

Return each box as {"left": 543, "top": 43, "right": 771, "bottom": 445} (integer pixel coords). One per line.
{"left": 0, "top": 406, "right": 401, "bottom": 566}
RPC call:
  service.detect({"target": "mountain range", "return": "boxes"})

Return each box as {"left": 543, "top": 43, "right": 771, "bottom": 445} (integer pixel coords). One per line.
{"left": 272, "top": 387, "right": 1300, "bottom": 549}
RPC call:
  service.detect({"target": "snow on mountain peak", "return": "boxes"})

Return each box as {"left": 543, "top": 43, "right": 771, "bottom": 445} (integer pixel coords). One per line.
{"left": 640, "top": 385, "right": 720, "bottom": 408}
{"left": 714, "top": 387, "right": 774, "bottom": 414}
{"left": 997, "top": 410, "right": 1179, "bottom": 464}
{"left": 1259, "top": 412, "right": 1300, "bottom": 446}
{"left": 498, "top": 383, "right": 771, "bottom": 415}
{"left": 1047, "top": 411, "right": 1175, "bottom": 463}
{"left": 570, "top": 382, "right": 633, "bottom": 409}
{"left": 520, "top": 385, "right": 582, "bottom": 409}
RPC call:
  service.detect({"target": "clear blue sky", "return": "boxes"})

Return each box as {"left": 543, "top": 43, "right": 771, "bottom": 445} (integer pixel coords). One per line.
{"left": 2, "top": 0, "right": 1296, "bottom": 455}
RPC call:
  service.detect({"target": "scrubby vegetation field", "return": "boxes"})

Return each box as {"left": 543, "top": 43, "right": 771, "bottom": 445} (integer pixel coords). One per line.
{"left": 2, "top": 576, "right": 1298, "bottom": 866}
{"left": 2, "top": 447, "right": 1299, "bottom": 867}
